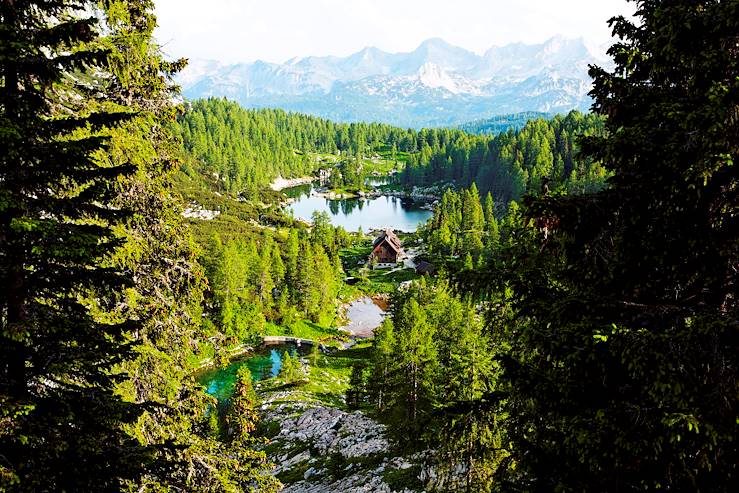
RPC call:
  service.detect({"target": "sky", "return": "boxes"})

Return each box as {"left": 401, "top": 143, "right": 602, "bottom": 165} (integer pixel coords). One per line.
{"left": 154, "top": 0, "right": 634, "bottom": 64}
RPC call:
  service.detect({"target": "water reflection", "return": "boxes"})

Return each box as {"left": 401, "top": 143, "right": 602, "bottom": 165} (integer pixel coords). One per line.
{"left": 287, "top": 185, "right": 431, "bottom": 232}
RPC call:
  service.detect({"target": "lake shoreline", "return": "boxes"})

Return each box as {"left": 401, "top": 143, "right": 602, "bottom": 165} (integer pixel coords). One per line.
{"left": 285, "top": 185, "right": 433, "bottom": 232}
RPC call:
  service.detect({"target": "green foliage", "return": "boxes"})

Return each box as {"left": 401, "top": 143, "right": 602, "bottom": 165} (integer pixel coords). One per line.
{"left": 0, "top": 2, "right": 155, "bottom": 489}
{"left": 368, "top": 319, "right": 397, "bottom": 412}
{"left": 422, "top": 186, "right": 509, "bottom": 267}
{"left": 459, "top": 111, "right": 553, "bottom": 135}
{"left": 345, "top": 363, "right": 368, "bottom": 410}
{"left": 401, "top": 111, "right": 608, "bottom": 202}
{"left": 174, "top": 98, "right": 412, "bottom": 196}
{"left": 367, "top": 279, "right": 503, "bottom": 490}
{"left": 226, "top": 367, "right": 260, "bottom": 442}
{"left": 265, "top": 320, "right": 345, "bottom": 347}
{"left": 310, "top": 343, "right": 320, "bottom": 367}
{"left": 199, "top": 225, "right": 348, "bottom": 345}
{"left": 280, "top": 352, "right": 304, "bottom": 384}
{"left": 1, "top": 3, "right": 282, "bottom": 491}
{"left": 491, "top": 1, "right": 739, "bottom": 490}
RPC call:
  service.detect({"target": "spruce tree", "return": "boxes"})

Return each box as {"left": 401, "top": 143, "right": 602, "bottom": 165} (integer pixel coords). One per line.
{"left": 437, "top": 304, "right": 499, "bottom": 492}
{"left": 219, "top": 366, "right": 281, "bottom": 492}
{"left": 497, "top": 1, "right": 738, "bottom": 490}
{"left": 394, "top": 298, "right": 438, "bottom": 446}
{"left": 346, "top": 363, "right": 367, "bottom": 410}
{"left": 226, "top": 367, "right": 260, "bottom": 442}
{"left": 0, "top": 1, "right": 150, "bottom": 489}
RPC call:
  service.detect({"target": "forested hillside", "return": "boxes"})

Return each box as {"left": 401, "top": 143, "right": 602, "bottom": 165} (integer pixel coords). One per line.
{"left": 1, "top": 1, "right": 736, "bottom": 492}
{"left": 197, "top": 215, "right": 352, "bottom": 348}
{"left": 458, "top": 111, "right": 552, "bottom": 135}
{"left": 400, "top": 111, "right": 608, "bottom": 201}
{"left": 176, "top": 99, "right": 606, "bottom": 204}
{"left": 174, "top": 99, "right": 406, "bottom": 195}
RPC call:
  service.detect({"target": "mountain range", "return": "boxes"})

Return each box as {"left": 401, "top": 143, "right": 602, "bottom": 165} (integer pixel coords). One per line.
{"left": 178, "top": 36, "right": 612, "bottom": 128}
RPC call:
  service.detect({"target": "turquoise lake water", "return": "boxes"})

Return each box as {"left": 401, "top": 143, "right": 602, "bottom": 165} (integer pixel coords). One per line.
{"left": 197, "top": 343, "right": 306, "bottom": 401}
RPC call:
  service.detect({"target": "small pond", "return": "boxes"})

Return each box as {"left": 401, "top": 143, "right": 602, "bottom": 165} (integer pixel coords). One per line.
{"left": 197, "top": 343, "right": 308, "bottom": 401}
{"left": 342, "top": 297, "right": 386, "bottom": 338}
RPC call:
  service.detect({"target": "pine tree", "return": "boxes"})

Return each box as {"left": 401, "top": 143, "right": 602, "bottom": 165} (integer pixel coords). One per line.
{"left": 394, "top": 298, "right": 438, "bottom": 445}
{"left": 437, "top": 304, "right": 500, "bottom": 492}
{"left": 16, "top": 3, "right": 281, "bottom": 491}
{"left": 310, "top": 342, "right": 320, "bottom": 368}
{"left": 463, "top": 252, "right": 474, "bottom": 271}
{"left": 369, "top": 319, "right": 397, "bottom": 412}
{"left": 285, "top": 228, "right": 300, "bottom": 302}
{"left": 214, "top": 365, "right": 281, "bottom": 492}
{"left": 345, "top": 363, "right": 367, "bottom": 410}
{"left": 280, "top": 350, "right": 303, "bottom": 384}
{"left": 483, "top": 191, "right": 495, "bottom": 227}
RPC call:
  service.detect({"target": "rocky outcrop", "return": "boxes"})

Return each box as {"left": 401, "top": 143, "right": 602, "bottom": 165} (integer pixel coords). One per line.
{"left": 271, "top": 176, "right": 314, "bottom": 191}
{"left": 261, "top": 403, "right": 420, "bottom": 493}
{"left": 273, "top": 407, "right": 388, "bottom": 459}
{"left": 281, "top": 469, "right": 414, "bottom": 493}
{"left": 182, "top": 205, "right": 221, "bottom": 220}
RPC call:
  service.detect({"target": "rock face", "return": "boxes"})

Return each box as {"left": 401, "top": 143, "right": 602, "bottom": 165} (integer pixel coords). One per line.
{"left": 271, "top": 176, "right": 314, "bottom": 191}
{"left": 276, "top": 407, "right": 388, "bottom": 459}
{"left": 263, "top": 404, "right": 418, "bottom": 493}
{"left": 179, "top": 37, "right": 609, "bottom": 128}
{"left": 282, "top": 470, "right": 410, "bottom": 493}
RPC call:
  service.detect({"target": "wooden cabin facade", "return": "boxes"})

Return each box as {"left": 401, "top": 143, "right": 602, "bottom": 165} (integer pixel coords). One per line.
{"left": 369, "top": 229, "right": 405, "bottom": 266}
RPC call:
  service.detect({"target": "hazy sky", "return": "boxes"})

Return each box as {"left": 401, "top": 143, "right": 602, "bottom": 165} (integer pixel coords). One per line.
{"left": 154, "top": 0, "right": 634, "bottom": 64}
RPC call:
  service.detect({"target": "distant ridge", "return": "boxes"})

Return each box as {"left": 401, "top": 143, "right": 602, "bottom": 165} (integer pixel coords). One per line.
{"left": 179, "top": 36, "right": 610, "bottom": 128}
{"left": 458, "top": 112, "right": 554, "bottom": 135}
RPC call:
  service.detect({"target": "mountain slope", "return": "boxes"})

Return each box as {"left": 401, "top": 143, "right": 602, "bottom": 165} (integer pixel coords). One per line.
{"left": 179, "top": 36, "right": 609, "bottom": 127}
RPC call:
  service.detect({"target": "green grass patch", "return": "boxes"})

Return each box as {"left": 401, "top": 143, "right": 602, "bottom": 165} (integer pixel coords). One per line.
{"left": 374, "top": 144, "right": 410, "bottom": 165}
{"left": 186, "top": 340, "right": 215, "bottom": 369}
{"left": 296, "top": 342, "right": 372, "bottom": 406}
{"left": 263, "top": 320, "right": 347, "bottom": 348}
{"left": 361, "top": 156, "right": 398, "bottom": 176}
{"left": 340, "top": 243, "right": 373, "bottom": 272}
{"left": 276, "top": 459, "right": 311, "bottom": 484}
{"left": 324, "top": 186, "right": 361, "bottom": 197}
{"left": 258, "top": 342, "right": 373, "bottom": 407}
{"left": 353, "top": 267, "right": 420, "bottom": 294}
{"left": 255, "top": 419, "right": 282, "bottom": 441}
{"left": 322, "top": 451, "right": 386, "bottom": 481}
{"left": 382, "top": 464, "right": 424, "bottom": 491}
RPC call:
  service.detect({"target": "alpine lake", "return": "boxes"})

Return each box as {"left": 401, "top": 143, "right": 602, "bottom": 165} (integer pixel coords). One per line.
{"left": 199, "top": 180, "right": 426, "bottom": 400}
{"left": 284, "top": 183, "right": 432, "bottom": 233}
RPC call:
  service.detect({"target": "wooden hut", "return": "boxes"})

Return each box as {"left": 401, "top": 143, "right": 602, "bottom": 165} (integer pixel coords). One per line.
{"left": 369, "top": 229, "right": 405, "bottom": 266}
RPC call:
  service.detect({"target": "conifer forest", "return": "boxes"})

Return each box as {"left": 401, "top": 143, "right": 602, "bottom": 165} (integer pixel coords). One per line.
{"left": 0, "top": 1, "right": 736, "bottom": 491}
